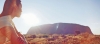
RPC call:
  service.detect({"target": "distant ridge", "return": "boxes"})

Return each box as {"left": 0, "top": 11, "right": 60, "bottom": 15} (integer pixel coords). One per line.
{"left": 27, "top": 23, "right": 93, "bottom": 35}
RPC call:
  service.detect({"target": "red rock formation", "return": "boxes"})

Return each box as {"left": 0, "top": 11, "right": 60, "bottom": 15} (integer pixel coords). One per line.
{"left": 27, "top": 23, "right": 93, "bottom": 35}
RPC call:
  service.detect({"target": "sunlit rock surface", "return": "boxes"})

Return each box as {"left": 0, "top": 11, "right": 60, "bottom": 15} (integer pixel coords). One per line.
{"left": 27, "top": 23, "right": 93, "bottom": 35}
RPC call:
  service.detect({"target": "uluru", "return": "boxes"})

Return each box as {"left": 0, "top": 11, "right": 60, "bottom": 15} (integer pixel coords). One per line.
{"left": 27, "top": 23, "right": 93, "bottom": 35}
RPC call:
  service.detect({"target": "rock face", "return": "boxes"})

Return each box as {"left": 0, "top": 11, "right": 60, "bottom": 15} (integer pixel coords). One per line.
{"left": 27, "top": 23, "right": 93, "bottom": 35}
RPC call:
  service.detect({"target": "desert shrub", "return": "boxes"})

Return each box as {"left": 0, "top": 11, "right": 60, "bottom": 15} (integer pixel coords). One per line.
{"left": 25, "top": 33, "right": 100, "bottom": 44}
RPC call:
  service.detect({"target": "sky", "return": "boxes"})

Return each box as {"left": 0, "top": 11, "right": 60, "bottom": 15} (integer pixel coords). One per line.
{"left": 0, "top": 0, "right": 100, "bottom": 35}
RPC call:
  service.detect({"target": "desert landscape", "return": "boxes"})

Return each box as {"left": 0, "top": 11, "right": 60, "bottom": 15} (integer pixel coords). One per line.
{"left": 0, "top": 0, "right": 100, "bottom": 44}
{"left": 24, "top": 23, "right": 100, "bottom": 44}
{"left": 24, "top": 33, "right": 100, "bottom": 44}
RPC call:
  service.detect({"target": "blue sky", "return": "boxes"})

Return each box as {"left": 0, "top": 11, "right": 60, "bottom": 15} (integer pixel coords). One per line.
{"left": 0, "top": 0, "right": 100, "bottom": 34}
